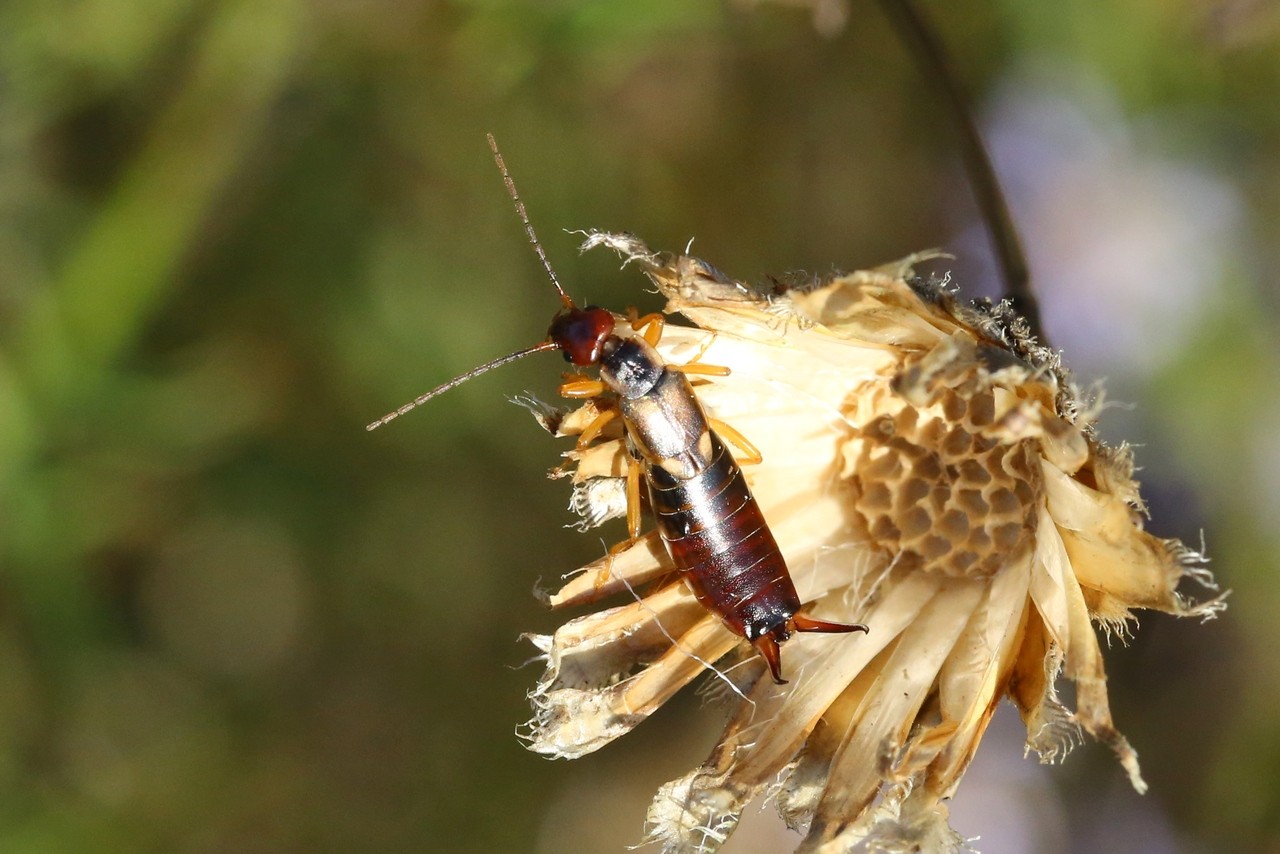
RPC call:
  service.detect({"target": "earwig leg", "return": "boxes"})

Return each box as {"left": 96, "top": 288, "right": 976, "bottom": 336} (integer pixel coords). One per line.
{"left": 625, "top": 456, "right": 643, "bottom": 541}
{"left": 672, "top": 333, "right": 728, "bottom": 378}
{"left": 628, "top": 309, "right": 665, "bottom": 347}
{"left": 576, "top": 408, "right": 618, "bottom": 450}
{"left": 673, "top": 363, "right": 731, "bottom": 377}
{"left": 791, "top": 613, "right": 869, "bottom": 635}
{"left": 559, "top": 378, "right": 608, "bottom": 399}
{"left": 607, "top": 457, "right": 645, "bottom": 555}
{"left": 708, "top": 418, "right": 763, "bottom": 465}
{"left": 752, "top": 634, "right": 787, "bottom": 685}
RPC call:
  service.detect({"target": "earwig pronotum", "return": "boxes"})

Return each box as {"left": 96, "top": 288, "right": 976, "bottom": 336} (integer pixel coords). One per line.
{"left": 368, "top": 134, "right": 866, "bottom": 684}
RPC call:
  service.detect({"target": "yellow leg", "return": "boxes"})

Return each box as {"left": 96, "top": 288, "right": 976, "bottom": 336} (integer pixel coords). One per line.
{"left": 609, "top": 457, "right": 645, "bottom": 554}
{"left": 559, "top": 377, "right": 608, "bottom": 399}
{"left": 628, "top": 309, "right": 665, "bottom": 347}
{"left": 626, "top": 456, "right": 643, "bottom": 540}
{"left": 669, "top": 333, "right": 729, "bottom": 381}
{"left": 576, "top": 408, "right": 618, "bottom": 450}
{"left": 709, "top": 418, "right": 763, "bottom": 465}
{"left": 673, "top": 363, "right": 731, "bottom": 377}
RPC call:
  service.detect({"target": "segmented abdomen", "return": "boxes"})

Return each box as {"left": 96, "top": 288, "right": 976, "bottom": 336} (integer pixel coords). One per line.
{"left": 646, "top": 432, "right": 801, "bottom": 639}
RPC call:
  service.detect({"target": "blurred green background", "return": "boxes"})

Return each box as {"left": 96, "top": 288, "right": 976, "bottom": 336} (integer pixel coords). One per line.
{"left": 0, "top": 1, "right": 1275, "bottom": 851}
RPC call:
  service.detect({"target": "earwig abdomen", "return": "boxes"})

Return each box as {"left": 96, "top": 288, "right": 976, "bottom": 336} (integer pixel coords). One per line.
{"left": 645, "top": 432, "right": 801, "bottom": 645}
{"left": 601, "top": 334, "right": 863, "bottom": 683}
{"left": 608, "top": 340, "right": 798, "bottom": 640}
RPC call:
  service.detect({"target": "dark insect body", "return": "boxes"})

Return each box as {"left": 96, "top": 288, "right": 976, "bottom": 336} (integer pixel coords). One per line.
{"left": 368, "top": 135, "right": 865, "bottom": 684}
{"left": 548, "top": 302, "right": 866, "bottom": 683}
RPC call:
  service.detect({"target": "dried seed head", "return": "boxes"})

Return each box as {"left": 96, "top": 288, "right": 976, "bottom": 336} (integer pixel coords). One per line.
{"left": 846, "top": 382, "right": 1043, "bottom": 580}
{"left": 521, "top": 232, "right": 1225, "bottom": 853}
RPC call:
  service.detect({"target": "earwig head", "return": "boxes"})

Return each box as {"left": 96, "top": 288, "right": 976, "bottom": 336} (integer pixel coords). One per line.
{"left": 548, "top": 305, "right": 616, "bottom": 367}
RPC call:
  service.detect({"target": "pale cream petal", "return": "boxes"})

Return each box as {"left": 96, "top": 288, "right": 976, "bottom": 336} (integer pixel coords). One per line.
{"left": 557, "top": 398, "right": 610, "bottom": 436}
{"left": 839, "top": 781, "right": 971, "bottom": 854}
{"left": 1042, "top": 461, "right": 1215, "bottom": 614}
{"left": 1040, "top": 458, "right": 1133, "bottom": 534}
{"left": 644, "top": 571, "right": 945, "bottom": 851}
{"left": 777, "top": 653, "right": 887, "bottom": 830}
{"left": 938, "top": 560, "right": 1032, "bottom": 723}
{"left": 544, "top": 532, "right": 667, "bottom": 608}
{"left": 789, "top": 271, "right": 959, "bottom": 348}
{"left": 569, "top": 437, "right": 628, "bottom": 480}
{"left": 532, "top": 583, "right": 704, "bottom": 686}
{"left": 526, "top": 610, "right": 739, "bottom": 759}
{"left": 734, "top": 570, "right": 946, "bottom": 787}
{"left": 566, "top": 475, "right": 628, "bottom": 530}
{"left": 1029, "top": 504, "right": 1075, "bottom": 652}
{"left": 1056, "top": 530, "right": 1147, "bottom": 793}
{"left": 1008, "top": 607, "right": 1080, "bottom": 764}
{"left": 929, "top": 556, "right": 1034, "bottom": 793}
{"left": 644, "top": 669, "right": 797, "bottom": 854}
{"left": 522, "top": 238, "right": 1221, "bottom": 850}
{"left": 1039, "top": 412, "right": 1090, "bottom": 474}
{"left": 660, "top": 330, "right": 890, "bottom": 425}
{"left": 860, "top": 560, "right": 1031, "bottom": 853}
{"left": 801, "top": 579, "right": 986, "bottom": 851}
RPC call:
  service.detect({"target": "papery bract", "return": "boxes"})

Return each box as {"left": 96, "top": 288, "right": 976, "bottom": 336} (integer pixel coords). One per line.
{"left": 520, "top": 233, "right": 1223, "bottom": 853}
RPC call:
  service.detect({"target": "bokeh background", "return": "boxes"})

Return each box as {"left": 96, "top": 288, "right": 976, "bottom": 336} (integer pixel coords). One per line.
{"left": 0, "top": 1, "right": 1275, "bottom": 851}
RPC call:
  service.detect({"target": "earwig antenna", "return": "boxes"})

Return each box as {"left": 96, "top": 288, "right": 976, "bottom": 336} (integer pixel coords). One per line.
{"left": 366, "top": 341, "right": 558, "bottom": 431}
{"left": 368, "top": 137, "right": 575, "bottom": 432}
{"left": 487, "top": 133, "right": 574, "bottom": 308}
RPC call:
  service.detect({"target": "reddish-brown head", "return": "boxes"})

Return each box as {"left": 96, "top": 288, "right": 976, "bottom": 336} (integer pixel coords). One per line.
{"left": 547, "top": 305, "right": 616, "bottom": 367}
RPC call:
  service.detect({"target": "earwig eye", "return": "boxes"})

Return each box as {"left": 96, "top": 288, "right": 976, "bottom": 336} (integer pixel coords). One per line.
{"left": 548, "top": 306, "right": 616, "bottom": 366}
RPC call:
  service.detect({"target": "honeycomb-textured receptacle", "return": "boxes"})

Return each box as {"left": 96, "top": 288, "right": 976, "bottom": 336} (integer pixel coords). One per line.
{"left": 851, "top": 387, "right": 1040, "bottom": 578}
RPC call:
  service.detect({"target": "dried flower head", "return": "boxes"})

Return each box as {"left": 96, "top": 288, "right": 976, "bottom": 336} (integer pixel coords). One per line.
{"left": 520, "top": 232, "right": 1224, "bottom": 853}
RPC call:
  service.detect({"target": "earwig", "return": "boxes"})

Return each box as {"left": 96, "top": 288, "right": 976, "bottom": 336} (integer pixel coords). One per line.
{"left": 369, "top": 134, "right": 866, "bottom": 684}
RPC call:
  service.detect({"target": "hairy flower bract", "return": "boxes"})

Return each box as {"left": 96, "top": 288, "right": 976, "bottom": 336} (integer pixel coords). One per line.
{"left": 520, "top": 232, "right": 1224, "bottom": 853}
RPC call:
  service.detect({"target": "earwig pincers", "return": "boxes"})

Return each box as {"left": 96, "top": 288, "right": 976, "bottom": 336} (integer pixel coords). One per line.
{"left": 368, "top": 135, "right": 866, "bottom": 683}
